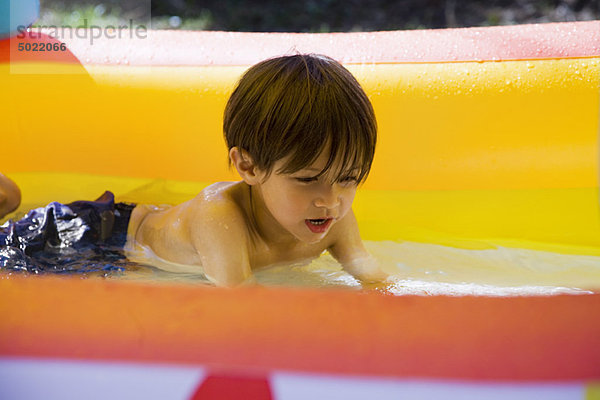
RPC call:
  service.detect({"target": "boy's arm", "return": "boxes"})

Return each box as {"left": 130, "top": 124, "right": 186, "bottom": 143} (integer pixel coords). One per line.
{"left": 188, "top": 202, "right": 254, "bottom": 287}
{"left": 327, "top": 209, "right": 389, "bottom": 283}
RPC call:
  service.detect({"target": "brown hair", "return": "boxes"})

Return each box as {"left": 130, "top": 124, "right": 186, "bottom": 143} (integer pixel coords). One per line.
{"left": 223, "top": 54, "right": 376, "bottom": 184}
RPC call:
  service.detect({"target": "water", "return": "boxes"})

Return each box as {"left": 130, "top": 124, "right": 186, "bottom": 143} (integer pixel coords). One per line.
{"left": 247, "top": 241, "right": 599, "bottom": 296}
{"left": 2, "top": 236, "right": 596, "bottom": 297}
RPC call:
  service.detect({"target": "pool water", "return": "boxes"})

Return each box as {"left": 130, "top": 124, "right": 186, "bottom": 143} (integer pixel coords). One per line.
{"left": 1, "top": 172, "right": 599, "bottom": 296}
{"left": 2, "top": 225, "right": 597, "bottom": 297}
{"left": 118, "top": 239, "right": 597, "bottom": 296}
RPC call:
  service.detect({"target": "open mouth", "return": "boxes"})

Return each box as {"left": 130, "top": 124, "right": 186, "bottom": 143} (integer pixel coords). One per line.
{"left": 305, "top": 218, "right": 333, "bottom": 233}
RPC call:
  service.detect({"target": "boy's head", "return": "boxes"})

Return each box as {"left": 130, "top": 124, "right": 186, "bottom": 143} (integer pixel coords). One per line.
{"left": 223, "top": 54, "right": 377, "bottom": 185}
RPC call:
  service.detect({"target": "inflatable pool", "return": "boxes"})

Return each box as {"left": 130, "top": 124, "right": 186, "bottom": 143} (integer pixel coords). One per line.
{"left": 1, "top": 18, "right": 600, "bottom": 398}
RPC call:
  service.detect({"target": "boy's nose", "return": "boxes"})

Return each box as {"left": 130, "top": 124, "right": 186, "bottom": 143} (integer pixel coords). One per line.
{"left": 314, "top": 185, "right": 341, "bottom": 209}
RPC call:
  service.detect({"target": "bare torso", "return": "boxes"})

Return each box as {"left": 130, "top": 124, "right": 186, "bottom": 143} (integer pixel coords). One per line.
{"left": 125, "top": 181, "right": 336, "bottom": 272}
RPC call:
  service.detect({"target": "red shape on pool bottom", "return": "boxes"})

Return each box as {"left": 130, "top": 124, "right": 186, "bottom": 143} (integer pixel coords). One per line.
{"left": 190, "top": 374, "right": 273, "bottom": 400}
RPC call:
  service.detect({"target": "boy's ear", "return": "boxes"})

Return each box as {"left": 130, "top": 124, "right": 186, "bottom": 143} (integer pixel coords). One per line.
{"left": 229, "top": 147, "right": 263, "bottom": 185}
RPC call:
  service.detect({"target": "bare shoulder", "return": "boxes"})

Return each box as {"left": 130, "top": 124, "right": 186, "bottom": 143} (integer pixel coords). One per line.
{"left": 184, "top": 182, "right": 253, "bottom": 285}
{"left": 186, "top": 181, "right": 248, "bottom": 221}
{"left": 186, "top": 182, "right": 249, "bottom": 232}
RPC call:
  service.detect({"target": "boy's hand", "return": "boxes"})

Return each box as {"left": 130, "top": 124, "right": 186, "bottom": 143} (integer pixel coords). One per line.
{"left": 361, "top": 279, "right": 396, "bottom": 295}
{"left": 342, "top": 254, "right": 390, "bottom": 284}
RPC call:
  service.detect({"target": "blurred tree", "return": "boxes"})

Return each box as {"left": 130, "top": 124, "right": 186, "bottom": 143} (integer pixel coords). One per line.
{"left": 38, "top": 0, "right": 600, "bottom": 31}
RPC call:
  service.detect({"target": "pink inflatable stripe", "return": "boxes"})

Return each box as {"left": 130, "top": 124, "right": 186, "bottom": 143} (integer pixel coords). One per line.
{"left": 56, "top": 21, "right": 600, "bottom": 67}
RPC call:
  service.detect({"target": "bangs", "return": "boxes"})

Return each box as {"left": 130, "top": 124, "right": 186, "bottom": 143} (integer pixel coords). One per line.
{"left": 275, "top": 117, "right": 374, "bottom": 185}
{"left": 271, "top": 56, "right": 376, "bottom": 184}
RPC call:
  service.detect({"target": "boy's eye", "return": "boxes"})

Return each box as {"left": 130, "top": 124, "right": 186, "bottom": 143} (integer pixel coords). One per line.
{"left": 296, "top": 177, "right": 317, "bottom": 183}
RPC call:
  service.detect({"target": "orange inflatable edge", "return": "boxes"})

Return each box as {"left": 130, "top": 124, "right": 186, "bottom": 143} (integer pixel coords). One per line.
{"left": 1, "top": 275, "right": 599, "bottom": 381}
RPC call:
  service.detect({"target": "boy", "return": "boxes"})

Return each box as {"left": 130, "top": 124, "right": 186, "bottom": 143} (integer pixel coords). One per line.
{"left": 0, "top": 54, "right": 389, "bottom": 287}
{"left": 126, "top": 54, "right": 389, "bottom": 286}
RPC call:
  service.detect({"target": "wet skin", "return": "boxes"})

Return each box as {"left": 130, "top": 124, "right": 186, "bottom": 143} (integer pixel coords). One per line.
{"left": 126, "top": 145, "right": 388, "bottom": 286}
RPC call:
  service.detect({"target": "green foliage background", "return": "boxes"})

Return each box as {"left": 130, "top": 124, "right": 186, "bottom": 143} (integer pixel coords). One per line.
{"left": 38, "top": 0, "right": 599, "bottom": 31}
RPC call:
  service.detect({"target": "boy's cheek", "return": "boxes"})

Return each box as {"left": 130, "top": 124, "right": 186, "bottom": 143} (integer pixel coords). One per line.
{"left": 281, "top": 190, "right": 311, "bottom": 209}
